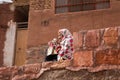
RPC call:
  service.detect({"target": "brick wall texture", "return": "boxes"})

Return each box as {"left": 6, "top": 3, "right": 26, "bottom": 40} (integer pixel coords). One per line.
{"left": 0, "top": 28, "right": 6, "bottom": 67}
{"left": 28, "top": 0, "right": 120, "bottom": 47}
{"left": 0, "top": 26, "right": 119, "bottom": 80}
{"left": 73, "top": 26, "right": 120, "bottom": 67}
{"left": 0, "top": 3, "right": 14, "bottom": 26}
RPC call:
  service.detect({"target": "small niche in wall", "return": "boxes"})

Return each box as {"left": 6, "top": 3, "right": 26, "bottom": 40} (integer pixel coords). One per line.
{"left": 41, "top": 20, "right": 49, "bottom": 26}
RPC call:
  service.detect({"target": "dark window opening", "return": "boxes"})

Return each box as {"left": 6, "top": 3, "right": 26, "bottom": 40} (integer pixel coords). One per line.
{"left": 14, "top": 5, "right": 29, "bottom": 28}
{"left": 16, "top": 22, "right": 28, "bottom": 29}
{"left": 55, "top": 0, "right": 110, "bottom": 14}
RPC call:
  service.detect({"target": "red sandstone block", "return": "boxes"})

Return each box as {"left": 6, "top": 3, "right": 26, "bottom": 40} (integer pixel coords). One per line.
{"left": 95, "top": 49, "right": 119, "bottom": 66}
{"left": 85, "top": 30, "right": 100, "bottom": 48}
{"left": 118, "top": 27, "right": 120, "bottom": 48}
{"left": 73, "top": 51, "right": 93, "bottom": 67}
{"left": 73, "top": 32, "right": 83, "bottom": 49}
{"left": 23, "top": 63, "right": 42, "bottom": 74}
{"left": 50, "top": 60, "right": 71, "bottom": 69}
{"left": 42, "top": 60, "right": 71, "bottom": 69}
{"left": 118, "top": 27, "right": 120, "bottom": 36}
{"left": 103, "top": 27, "right": 118, "bottom": 46}
{"left": 118, "top": 49, "right": 120, "bottom": 65}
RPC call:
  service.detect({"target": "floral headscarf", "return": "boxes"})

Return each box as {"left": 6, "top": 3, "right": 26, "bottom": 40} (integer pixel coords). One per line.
{"left": 58, "top": 29, "right": 72, "bottom": 38}
{"left": 57, "top": 29, "right": 73, "bottom": 60}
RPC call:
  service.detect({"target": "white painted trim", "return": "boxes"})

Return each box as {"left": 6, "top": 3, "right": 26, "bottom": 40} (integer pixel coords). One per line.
{"left": 3, "top": 20, "right": 17, "bottom": 67}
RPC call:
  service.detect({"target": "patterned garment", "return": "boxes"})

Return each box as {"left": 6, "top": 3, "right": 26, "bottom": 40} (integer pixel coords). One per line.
{"left": 57, "top": 29, "right": 73, "bottom": 60}
{"left": 48, "top": 29, "right": 73, "bottom": 61}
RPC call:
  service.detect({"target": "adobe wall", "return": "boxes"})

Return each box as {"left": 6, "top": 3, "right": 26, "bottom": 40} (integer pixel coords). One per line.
{"left": 28, "top": 0, "right": 120, "bottom": 47}
{"left": 0, "top": 3, "right": 14, "bottom": 26}
{"left": 73, "top": 26, "right": 120, "bottom": 67}
{"left": 0, "top": 3, "right": 14, "bottom": 66}
{"left": 0, "top": 28, "right": 6, "bottom": 67}
{"left": 0, "top": 26, "right": 120, "bottom": 80}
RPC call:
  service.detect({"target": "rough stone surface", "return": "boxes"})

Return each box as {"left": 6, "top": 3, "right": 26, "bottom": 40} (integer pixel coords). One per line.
{"left": 118, "top": 27, "right": 120, "bottom": 48}
{"left": 103, "top": 28, "right": 118, "bottom": 47}
{"left": 37, "top": 69, "right": 120, "bottom": 80}
{"left": 73, "top": 51, "right": 93, "bottom": 67}
{"left": 0, "top": 28, "right": 6, "bottom": 67}
{"left": 95, "top": 49, "right": 120, "bottom": 66}
{"left": 85, "top": 30, "right": 100, "bottom": 48}
{"left": 28, "top": 0, "right": 120, "bottom": 46}
{"left": 42, "top": 60, "right": 71, "bottom": 69}
{"left": 26, "top": 45, "right": 48, "bottom": 64}
{"left": 73, "top": 32, "right": 83, "bottom": 50}
{"left": 0, "top": 61, "right": 120, "bottom": 80}
{"left": 118, "top": 50, "right": 120, "bottom": 65}
{"left": 19, "top": 26, "right": 120, "bottom": 80}
{"left": 0, "top": 66, "right": 18, "bottom": 80}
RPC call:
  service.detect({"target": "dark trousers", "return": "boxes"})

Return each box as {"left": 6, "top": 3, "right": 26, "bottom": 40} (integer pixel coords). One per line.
{"left": 45, "top": 54, "right": 58, "bottom": 61}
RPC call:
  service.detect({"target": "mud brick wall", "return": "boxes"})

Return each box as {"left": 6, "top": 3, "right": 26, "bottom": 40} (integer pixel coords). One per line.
{"left": 26, "top": 45, "right": 48, "bottom": 64}
{"left": 0, "top": 26, "right": 120, "bottom": 80}
{"left": 28, "top": 0, "right": 120, "bottom": 46}
{"left": 26, "top": 26, "right": 120, "bottom": 67}
{"left": 0, "top": 3, "right": 14, "bottom": 26}
{"left": 0, "top": 28, "right": 6, "bottom": 67}
{"left": 73, "top": 26, "right": 120, "bottom": 67}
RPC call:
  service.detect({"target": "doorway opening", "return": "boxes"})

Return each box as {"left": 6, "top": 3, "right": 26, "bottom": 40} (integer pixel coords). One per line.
{"left": 14, "top": 5, "right": 29, "bottom": 66}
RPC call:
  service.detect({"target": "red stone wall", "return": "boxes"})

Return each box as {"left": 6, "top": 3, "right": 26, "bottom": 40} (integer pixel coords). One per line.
{"left": 28, "top": 0, "right": 120, "bottom": 47}
{"left": 0, "top": 3, "right": 14, "bottom": 26}
{"left": 0, "top": 3, "right": 14, "bottom": 66}
{"left": 0, "top": 26, "right": 120, "bottom": 80}
{"left": 73, "top": 26, "right": 120, "bottom": 67}
{"left": 26, "top": 45, "right": 48, "bottom": 64}
{"left": 0, "top": 28, "right": 6, "bottom": 67}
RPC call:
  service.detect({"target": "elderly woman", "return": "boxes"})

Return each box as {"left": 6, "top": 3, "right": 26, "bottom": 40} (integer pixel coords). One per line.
{"left": 57, "top": 29, "right": 73, "bottom": 61}
{"left": 46, "top": 29, "right": 73, "bottom": 61}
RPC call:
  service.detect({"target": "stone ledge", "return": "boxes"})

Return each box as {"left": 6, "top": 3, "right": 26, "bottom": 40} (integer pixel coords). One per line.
{"left": 66, "top": 65, "right": 120, "bottom": 72}
{"left": 0, "top": 60, "right": 120, "bottom": 80}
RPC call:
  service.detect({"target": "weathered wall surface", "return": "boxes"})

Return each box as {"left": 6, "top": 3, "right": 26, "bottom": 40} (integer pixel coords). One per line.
{"left": 37, "top": 69, "right": 120, "bottom": 80}
{"left": 0, "top": 60, "right": 120, "bottom": 80}
{"left": 26, "top": 45, "right": 48, "bottom": 64}
{"left": 28, "top": 0, "right": 120, "bottom": 47}
{"left": 3, "top": 21, "right": 16, "bottom": 67}
{"left": 0, "top": 3, "right": 14, "bottom": 67}
{"left": 73, "top": 26, "right": 120, "bottom": 68}
{"left": 26, "top": 0, "right": 120, "bottom": 65}
{"left": 0, "top": 28, "right": 6, "bottom": 67}
{"left": 0, "top": 26, "right": 120, "bottom": 80}
{"left": 0, "top": 3, "right": 14, "bottom": 26}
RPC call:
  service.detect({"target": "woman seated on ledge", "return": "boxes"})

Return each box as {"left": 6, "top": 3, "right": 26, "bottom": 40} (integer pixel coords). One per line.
{"left": 45, "top": 29, "right": 73, "bottom": 61}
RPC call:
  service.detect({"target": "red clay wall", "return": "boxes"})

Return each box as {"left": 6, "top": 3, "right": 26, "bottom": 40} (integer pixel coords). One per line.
{"left": 0, "top": 3, "right": 14, "bottom": 27}
{"left": 73, "top": 26, "right": 120, "bottom": 68}
{"left": 0, "top": 3, "right": 14, "bottom": 66}
{"left": 0, "top": 28, "right": 6, "bottom": 67}
{"left": 28, "top": 0, "right": 120, "bottom": 47}
{"left": 0, "top": 26, "right": 120, "bottom": 80}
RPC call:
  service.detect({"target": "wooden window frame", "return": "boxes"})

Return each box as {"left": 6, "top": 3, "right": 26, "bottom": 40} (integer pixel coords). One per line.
{"left": 55, "top": 0, "right": 110, "bottom": 13}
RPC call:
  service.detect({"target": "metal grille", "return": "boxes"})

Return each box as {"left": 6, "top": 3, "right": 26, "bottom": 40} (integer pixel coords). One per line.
{"left": 55, "top": 0, "right": 110, "bottom": 13}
